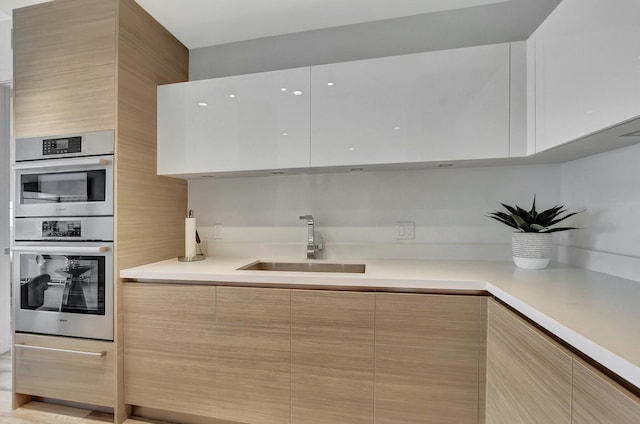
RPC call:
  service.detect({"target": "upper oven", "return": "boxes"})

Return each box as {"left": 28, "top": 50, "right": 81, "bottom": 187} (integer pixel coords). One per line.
{"left": 14, "top": 130, "right": 114, "bottom": 218}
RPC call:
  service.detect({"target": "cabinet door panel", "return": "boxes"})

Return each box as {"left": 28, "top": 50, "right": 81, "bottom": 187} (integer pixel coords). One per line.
{"left": 124, "top": 284, "right": 216, "bottom": 417}
{"left": 375, "top": 294, "right": 481, "bottom": 424}
{"left": 15, "top": 64, "right": 116, "bottom": 138}
{"left": 534, "top": 0, "right": 640, "bottom": 152}
{"left": 572, "top": 361, "right": 640, "bottom": 424}
{"left": 13, "top": 0, "right": 116, "bottom": 78}
{"left": 291, "top": 290, "right": 374, "bottom": 424}
{"left": 486, "top": 299, "right": 571, "bottom": 424}
{"left": 215, "top": 287, "right": 291, "bottom": 424}
{"left": 158, "top": 67, "right": 310, "bottom": 175}
{"left": 311, "top": 44, "right": 510, "bottom": 167}
{"left": 14, "top": 333, "right": 114, "bottom": 407}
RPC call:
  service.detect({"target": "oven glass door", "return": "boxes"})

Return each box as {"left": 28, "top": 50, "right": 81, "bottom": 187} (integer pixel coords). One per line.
{"left": 18, "top": 253, "right": 105, "bottom": 315}
{"left": 14, "top": 155, "right": 113, "bottom": 217}
{"left": 13, "top": 243, "right": 114, "bottom": 340}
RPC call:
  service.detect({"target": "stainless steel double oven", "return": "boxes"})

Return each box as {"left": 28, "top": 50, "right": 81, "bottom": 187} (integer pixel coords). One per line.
{"left": 13, "top": 130, "right": 114, "bottom": 340}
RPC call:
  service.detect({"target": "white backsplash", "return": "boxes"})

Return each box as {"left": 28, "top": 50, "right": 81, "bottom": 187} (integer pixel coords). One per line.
{"left": 557, "top": 143, "right": 640, "bottom": 282}
{"left": 189, "top": 164, "right": 562, "bottom": 262}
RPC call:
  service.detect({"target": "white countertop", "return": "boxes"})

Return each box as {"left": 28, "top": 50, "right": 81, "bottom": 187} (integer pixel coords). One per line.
{"left": 121, "top": 257, "right": 640, "bottom": 389}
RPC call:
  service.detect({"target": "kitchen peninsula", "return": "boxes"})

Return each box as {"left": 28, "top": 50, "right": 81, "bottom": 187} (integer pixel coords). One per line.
{"left": 121, "top": 257, "right": 640, "bottom": 423}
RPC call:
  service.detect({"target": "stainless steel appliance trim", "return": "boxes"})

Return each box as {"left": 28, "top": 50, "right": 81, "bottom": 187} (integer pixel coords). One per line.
{"left": 13, "top": 157, "right": 112, "bottom": 170}
{"left": 11, "top": 245, "right": 110, "bottom": 253}
{"left": 14, "top": 343, "right": 106, "bottom": 357}
{"left": 15, "top": 130, "right": 114, "bottom": 161}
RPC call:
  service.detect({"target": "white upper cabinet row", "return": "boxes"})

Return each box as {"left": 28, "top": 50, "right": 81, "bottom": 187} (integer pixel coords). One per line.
{"left": 530, "top": 0, "right": 640, "bottom": 153}
{"left": 158, "top": 43, "right": 517, "bottom": 177}
{"left": 158, "top": 0, "right": 640, "bottom": 177}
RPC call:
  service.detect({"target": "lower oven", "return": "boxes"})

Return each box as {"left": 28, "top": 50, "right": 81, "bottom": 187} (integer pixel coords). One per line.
{"left": 13, "top": 218, "right": 114, "bottom": 340}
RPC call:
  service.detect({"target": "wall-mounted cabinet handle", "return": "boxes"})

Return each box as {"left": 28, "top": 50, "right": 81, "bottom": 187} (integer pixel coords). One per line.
{"left": 11, "top": 245, "right": 110, "bottom": 254}
{"left": 14, "top": 343, "right": 106, "bottom": 357}
{"left": 12, "top": 157, "right": 112, "bottom": 170}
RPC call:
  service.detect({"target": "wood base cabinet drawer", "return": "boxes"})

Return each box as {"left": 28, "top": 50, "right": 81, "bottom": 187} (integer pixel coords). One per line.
{"left": 14, "top": 333, "right": 115, "bottom": 407}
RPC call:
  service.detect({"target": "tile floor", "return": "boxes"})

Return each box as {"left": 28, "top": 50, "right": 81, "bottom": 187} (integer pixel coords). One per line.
{"left": 0, "top": 350, "right": 153, "bottom": 424}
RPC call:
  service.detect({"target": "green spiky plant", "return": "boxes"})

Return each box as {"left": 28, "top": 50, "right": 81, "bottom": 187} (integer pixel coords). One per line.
{"left": 488, "top": 196, "right": 582, "bottom": 233}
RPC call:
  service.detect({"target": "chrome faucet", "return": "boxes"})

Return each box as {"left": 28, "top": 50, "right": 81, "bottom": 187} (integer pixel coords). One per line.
{"left": 299, "top": 214, "right": 323, "bottom": 259}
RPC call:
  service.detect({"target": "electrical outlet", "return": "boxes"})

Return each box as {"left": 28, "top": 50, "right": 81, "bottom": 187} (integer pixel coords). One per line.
{"left": 396, "top": 221, "right": 415, "bottom": 240}
{"left": 213, "top": 224, "right": 223, "bottom": 239}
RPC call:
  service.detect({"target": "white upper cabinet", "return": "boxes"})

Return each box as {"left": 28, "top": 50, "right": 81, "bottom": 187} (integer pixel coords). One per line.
{"left": 157, "top": 67, "right": 311, "bottom": 176}
{"left": 310, "top": 43, "right": 511, "bottom": 167}
{"left": 532, "top": 0, "right": 640, "bottom": 153}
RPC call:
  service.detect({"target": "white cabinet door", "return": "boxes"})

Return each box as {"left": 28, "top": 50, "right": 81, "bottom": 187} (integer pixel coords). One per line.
{"left": 310, "top": 43, "right": 510, "bottom": 167}
{"left": 533, "top": 0, "right": 640, "bottom": 153}
{"left": 158, "top": 67, "right": 310, "bottom": 176}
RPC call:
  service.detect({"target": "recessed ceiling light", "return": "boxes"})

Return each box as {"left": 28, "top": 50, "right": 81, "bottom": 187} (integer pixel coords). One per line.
{"left": 327, "top": 82, "right": 334, "bottom": 86}
{"left": 197, "top": 101, "right": 208, "bottom": 107}
{"left": 293, "top": 90, "right": 303, "bottom": 96}
{"left": 282, "top": 132, "right": 289, "bottom": 136}
{"left": 281, "top": 88, "right": 287, "bottom": 92}
{"left": 393, "top": 126, "right": 401, "bottom": 130}
{"left": 348, "top": 147, "right": 355, "bottom": 151}
{"left": 229, "top": 94, "right": 236, "bottom": 98}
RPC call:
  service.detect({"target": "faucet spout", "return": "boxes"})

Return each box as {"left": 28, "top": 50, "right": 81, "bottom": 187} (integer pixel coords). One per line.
{"left": 299, "top": 214, "right": 322, "bottom": 259}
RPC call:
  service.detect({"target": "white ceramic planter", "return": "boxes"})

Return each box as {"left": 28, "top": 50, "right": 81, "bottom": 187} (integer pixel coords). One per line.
{"left": 512, "top": 232, "right": 553, "bottom": 270}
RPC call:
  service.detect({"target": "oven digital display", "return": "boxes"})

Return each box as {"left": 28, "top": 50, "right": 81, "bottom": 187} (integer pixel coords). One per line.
{"left": 42, "top": 136, "right": 82, "bottom": 155}
{"left": 42, "top": 220, "right": 81, "bottom": 238}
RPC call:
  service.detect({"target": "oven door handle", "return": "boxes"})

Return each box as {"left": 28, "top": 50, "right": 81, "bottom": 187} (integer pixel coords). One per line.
{"left": 11, "top": 245, "right": 111, "bottom": 254}
{"left": 12, "top": 156, "right": 112, "bottom": 170}
{"left": 14, "top": 343, "right": 106, "bottom": 357}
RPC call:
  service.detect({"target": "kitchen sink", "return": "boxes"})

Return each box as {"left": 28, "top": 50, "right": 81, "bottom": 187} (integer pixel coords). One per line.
{"left": 238, "top": 261, "right": 366, "bottom": 273}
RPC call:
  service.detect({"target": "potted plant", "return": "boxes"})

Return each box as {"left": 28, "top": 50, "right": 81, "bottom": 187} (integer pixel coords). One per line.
{"left": 488, "top": 197, "right": 582, "bottom": 270}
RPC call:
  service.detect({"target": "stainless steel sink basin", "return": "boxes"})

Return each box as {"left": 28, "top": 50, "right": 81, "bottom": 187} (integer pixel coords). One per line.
{"left": 238, "top": 261, "right": 366, "bottom": 273}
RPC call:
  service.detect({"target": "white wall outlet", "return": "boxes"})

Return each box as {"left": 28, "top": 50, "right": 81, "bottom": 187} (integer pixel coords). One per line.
{"left": 396, "top": 221, "right": 415, "bottom": 240}
{"left": 213, "top": 224, "right": 223, "bottom": 239}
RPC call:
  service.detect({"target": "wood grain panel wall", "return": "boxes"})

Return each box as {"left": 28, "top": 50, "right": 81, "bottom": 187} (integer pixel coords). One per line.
{"left": 291, "top": 290, "right": 375, "bottom": 424}
{"left": 14, "top": 65, "right": 116, "bottom": 138}
{"left": 486, "top": 299, "right": 572, "bottom": 424}
{"left": 375, "top": 293, "right": 482, "bottom": 424}
{"left": 115, "top": 1, "right": 188, "bottom": 422}
{"left": 13, "top": 0, "right": 116, "bottom": 78}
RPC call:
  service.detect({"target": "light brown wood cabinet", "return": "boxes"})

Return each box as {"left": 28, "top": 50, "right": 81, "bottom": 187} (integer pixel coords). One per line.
{"left": 13, "top": 0, "right": 117, "bottom": 138}
{"left": 291, "top": 290, "right": 375, "bottom": 424}
{"left": 123, "top": 284, "right": 216, "bottom": 418}
{"left": 572, "top": 360, "right": 640, "bottom": 424}
{"left": 486, "top": 299, "right": 572, "bottom": 424}
{"left": 12, "top": 0, "right": 188, "bottom": 420}
{"left": 215, "top": 286, "right": 291, "bottom": 424}
{"left": 375, "top": 293, "right": 483, "bottom": 424}
{"left": 14, "top": 333, "right": 115, "bottom": 407}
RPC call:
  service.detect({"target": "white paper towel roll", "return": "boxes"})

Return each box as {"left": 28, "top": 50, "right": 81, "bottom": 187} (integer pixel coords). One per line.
{"left": 185, "top": 217, "right": 197, "bottom": 258}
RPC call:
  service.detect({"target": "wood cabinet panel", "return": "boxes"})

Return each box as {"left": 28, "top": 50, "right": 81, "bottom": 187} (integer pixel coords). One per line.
{"left": 14, "top": 64, "right": 116, "bottom": 138}
{"left": 13, "top": 0, "right": 116, "bottom": 78}
{"left": 215, "top": 286, "right": 291, "bottom": 424}
{"left": 123, "top": 284, "right": 216, "bottom": 418}
{"left": 14, "top": 333, "right": 115, "bottom": 407}
{"left": 486, "top": 299, "right": 572, "bottom": 424}
{"left": 572, "top": 361, "right": 640, "bottom": 424}
{"left": 375, "top": 293, "right": 482, "bottom": 424}
{"left": 291, "top": 290, "right": 374, "bottom": 424}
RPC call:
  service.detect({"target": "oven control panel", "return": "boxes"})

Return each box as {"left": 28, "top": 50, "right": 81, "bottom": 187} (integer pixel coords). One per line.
{"left": 42, "top": 136, "right": 82, "bottom": 156}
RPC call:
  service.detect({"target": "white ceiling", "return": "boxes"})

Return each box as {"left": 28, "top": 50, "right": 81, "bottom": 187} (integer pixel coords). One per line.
{"left": 0, "top": 0, "right": 511, "bottom": 47}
